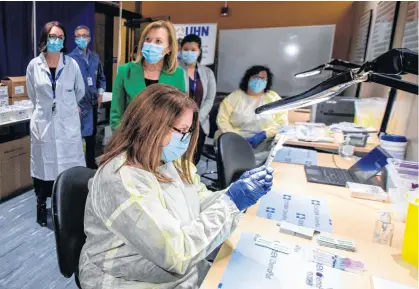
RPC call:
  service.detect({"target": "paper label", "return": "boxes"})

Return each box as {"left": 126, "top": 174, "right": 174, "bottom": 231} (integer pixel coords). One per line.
{"left": 0, "top": 96, "right": 7, "bottom": 107}
{"left": 15, "top": 85, "right": 25, "bottom": 95}
{"left": 0, "top": 112, "right": 9, "bottom": 122}
{"left": 0, "top": 86, "right": 8, "bottom": 96}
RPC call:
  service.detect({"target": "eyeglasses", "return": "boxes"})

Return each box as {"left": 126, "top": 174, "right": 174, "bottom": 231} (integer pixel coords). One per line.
{"left": 75, "top": 34, "right": 90, "bottom": 39}
{"left": 48, "top": 34, "right": 65, "bottom": 41}
{"left": 171, "top": 126, "right": 194, "bottom": 142}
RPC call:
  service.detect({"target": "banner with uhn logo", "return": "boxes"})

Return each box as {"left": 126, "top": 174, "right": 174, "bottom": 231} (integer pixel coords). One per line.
{"left": 174, "top": 23, "right": 217, "bottom": 66}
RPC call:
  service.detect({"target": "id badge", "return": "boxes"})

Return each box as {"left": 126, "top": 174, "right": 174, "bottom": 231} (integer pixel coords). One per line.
{"left": 87, "top": 77, "right": 93, "bottom": 86}
{"left": 52, "top": 102, "right": 57, "bottom": 116}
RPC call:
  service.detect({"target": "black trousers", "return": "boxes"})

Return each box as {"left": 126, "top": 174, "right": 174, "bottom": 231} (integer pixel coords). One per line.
{"left": 33, "top": 178, "right": 54, "bottom": 203}
{"left": 83, "top": 105, "right": 98, "bottom": 170}
{"left": 194, "top": 125, "right": 206, "bottom": 165}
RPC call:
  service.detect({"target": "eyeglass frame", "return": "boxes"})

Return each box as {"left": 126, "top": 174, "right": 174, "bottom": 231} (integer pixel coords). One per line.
{"left": 170, "top": 126, "right": 194, "bottom": 142}
{"left": 48, "top": 34, "right": 65, "bottom": 41}
{"left": 74, "top": 34, "right": 91, "bottom": 39}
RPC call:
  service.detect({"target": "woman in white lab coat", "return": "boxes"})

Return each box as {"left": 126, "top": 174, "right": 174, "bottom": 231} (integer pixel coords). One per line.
{"left": 26, "top": 21, "right": 85, "bottom": 227}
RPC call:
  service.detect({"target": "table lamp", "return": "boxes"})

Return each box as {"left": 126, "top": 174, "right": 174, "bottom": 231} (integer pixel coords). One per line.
{"left": 255, "top": 49, "right": 418, "bottom": 115}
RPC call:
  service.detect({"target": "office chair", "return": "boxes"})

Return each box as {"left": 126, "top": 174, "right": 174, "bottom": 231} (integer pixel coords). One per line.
{"left": 52, "top": 167, "right": 96, "bottom": 289}
{"left": 201, "top": 101, "right": 221, "bottom": 189}
{"left": 217, "top": 132, "right": 257, "bottom": 189}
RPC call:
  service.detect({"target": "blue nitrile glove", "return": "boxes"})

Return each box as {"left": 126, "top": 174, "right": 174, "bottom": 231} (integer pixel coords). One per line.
{"left": 226, "top": 166, "right": 273, "bottom": 211}
{"left": 246, "top": 131, "right": 267, "bottom": 148}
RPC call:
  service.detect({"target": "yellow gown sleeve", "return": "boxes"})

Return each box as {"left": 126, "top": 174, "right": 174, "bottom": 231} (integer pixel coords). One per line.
{"left": 216, "top": 91, "right": 239, "bottom": 134}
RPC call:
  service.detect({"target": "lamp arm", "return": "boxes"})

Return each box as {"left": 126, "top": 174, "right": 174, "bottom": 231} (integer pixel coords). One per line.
{"left": 328, "top": 59, "right": 361, "bottom": 69}
{"left": 369, "top": 73, "right": 418, "bottom": 94}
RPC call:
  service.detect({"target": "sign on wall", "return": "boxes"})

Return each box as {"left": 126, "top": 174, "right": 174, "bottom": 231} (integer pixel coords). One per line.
{"left": 174, "top": 23, "right": 217, "bottom": 66}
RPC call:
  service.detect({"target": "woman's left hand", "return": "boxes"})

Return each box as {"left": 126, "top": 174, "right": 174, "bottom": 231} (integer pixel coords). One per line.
{"left": 246, "top": 131, "right": 267, "bottom": 148}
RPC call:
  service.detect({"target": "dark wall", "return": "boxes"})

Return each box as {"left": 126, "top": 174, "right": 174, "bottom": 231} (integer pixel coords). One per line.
{"left": 35, "top": 1, "right": 95, "bottom": 53}
{"left": 0, "top": 2, "right": 33, "bottom": 78}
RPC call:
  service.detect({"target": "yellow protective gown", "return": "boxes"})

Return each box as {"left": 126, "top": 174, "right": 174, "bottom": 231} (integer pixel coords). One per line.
{"left": 79, "top": 154, "right": 241, "bottom": 289}
{"left": 216, "top": 89, "right": 288, "bottom": 164}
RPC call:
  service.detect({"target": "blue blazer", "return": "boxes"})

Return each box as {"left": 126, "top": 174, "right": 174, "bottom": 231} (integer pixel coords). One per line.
{"left": 68, "top": 48, "right": 106, "bottom": 137}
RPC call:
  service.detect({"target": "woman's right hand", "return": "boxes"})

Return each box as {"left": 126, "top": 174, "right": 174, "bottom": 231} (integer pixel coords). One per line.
{"left": 226, "top": 166, "right": 273, "bottom": 211}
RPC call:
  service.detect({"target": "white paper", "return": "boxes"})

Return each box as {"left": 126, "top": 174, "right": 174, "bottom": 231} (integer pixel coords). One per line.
{"left": 174, "top": 23, "right": 217, "bottom": 65}
{"left": 102, "top": 92, "right": 112, "bottom": 103}
{"left": 0, "top": 86, "right": 8, "bottom": 96}
{"left": 15, "top": 85, "right": 25, "bottom": 95}
{"left": 0, "top": 96, "right": 8, "bottom": 107}
{"left": 372, "top": 276, "right": 416, "bottom": 289}
{"left": 219, "top": 232, "right": 345, "bottom": 289}
{"left": 256, "top": 190, "right": 333, "bottom": 233}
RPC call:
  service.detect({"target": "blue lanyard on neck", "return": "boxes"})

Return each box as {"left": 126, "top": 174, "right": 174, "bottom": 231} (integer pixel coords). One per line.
{"left": 191, "top": 67, "right": 198, "bottom": 95}
{"left": 45, "top": 56, "right": 66, "bottom": 100}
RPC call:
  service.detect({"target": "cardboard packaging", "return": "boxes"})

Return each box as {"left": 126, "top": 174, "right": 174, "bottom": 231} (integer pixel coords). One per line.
{"left": 0, "top": 136, "right": 32, "bottom": 200}
{"left": 0, "top": 84, "right": 8, "bottom": 107}
{"left": 8, "top": 96, "right": 29, "bottom": 105}
{"left": 1, "top": 76, "right": 27, "bottom": 98}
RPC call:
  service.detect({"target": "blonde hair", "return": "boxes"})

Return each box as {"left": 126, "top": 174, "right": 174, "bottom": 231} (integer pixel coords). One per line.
{"left": 101, "top": 84, "right": 199, "bottom": 183}
{"left": 135, "top": 20, "right": 178, "bottom": 74}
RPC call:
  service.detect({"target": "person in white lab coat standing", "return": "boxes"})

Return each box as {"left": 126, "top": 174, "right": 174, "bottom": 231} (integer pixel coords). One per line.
{"left": 26, "top": 21, "right": 86, "bottom": 227}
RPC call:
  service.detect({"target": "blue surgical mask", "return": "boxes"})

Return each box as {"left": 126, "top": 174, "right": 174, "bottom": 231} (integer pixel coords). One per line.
{"left": 249, "top": 78, "right": 267, "bottom": 93}
{"left": 161, "top": 132, "right": 191, "bottom": 163}
{"left": 75, "top": 37, "right": 89, "bottom": 49}
{"left": 141, "top": 42, "right": 164, "bottom": 64}
{"left": 47, "top": 38, "right": 64, "bottom": 53}
{"left": 181, "top": 51, "right": 199, "bottom": 64}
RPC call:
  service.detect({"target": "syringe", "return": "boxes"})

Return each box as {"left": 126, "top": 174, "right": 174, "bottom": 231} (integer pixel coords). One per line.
{"left": 265, "top": 134, "right": 288, "bottom": 168}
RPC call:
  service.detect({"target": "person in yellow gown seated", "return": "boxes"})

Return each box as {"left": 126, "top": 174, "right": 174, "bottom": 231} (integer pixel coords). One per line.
{"left": 215, "top": 65, "right": 288, "bottom": 164}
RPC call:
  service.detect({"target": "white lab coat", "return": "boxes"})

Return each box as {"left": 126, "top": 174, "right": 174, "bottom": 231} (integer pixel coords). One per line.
{"left": 26, "top": 53, "right": 86, "bottom": 181}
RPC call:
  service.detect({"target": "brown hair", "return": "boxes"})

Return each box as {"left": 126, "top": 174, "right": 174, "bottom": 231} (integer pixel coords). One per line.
{"left": 101, "top": 84, "right": 199, "bottom": 183}
{"left": 39, "top": 21, "right": 67, "bottom": 53}
{"left": 135, "top": 20, "right": 178, "bottom": 74}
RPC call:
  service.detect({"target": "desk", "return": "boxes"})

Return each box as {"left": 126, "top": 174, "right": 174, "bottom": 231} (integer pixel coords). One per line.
{"left": 285, "top": 133, "right": 380, "bottom": 154}
{"left": 0, "top": 117, "right": 30, "bottom": 128}
{"left": 201, "top": 154, "right": 417, "bottom": 288}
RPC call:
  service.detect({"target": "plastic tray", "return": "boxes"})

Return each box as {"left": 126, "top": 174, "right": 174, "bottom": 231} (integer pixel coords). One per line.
{"left": 386, "top": 158, "right": 419, "bottom": 220}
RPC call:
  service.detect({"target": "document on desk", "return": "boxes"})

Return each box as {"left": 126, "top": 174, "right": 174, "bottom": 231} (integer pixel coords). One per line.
{"left": 256, "top": 190, "right": 333, "bottom": 232}
{"left": 372, "top": 276, "right": 416, "bottom": 289}
{"left": 218, "top": 232, "right": 367, "bottom": 289}
{"left": 274, "top": 147, "right": 318, "bottom": 165}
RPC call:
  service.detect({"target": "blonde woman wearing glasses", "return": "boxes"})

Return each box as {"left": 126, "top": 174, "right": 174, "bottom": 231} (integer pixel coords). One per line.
{"left": 110, "top": 20, "right": 186, "bottom": 131}
{"left": 79, "top": 84, "right": 273, "bottom": 288}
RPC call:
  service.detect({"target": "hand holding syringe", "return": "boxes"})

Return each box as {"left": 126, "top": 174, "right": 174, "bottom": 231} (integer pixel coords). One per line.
{"left": 265, "top": 134, "right": 288, "bottom": 168}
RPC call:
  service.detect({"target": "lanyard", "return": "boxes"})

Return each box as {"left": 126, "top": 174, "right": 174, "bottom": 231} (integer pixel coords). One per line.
{"left": 45, "top": 56, "right": 66, "bottom": 101}
{"left": 191, "top": 68, "right": 199, "bottom": 96}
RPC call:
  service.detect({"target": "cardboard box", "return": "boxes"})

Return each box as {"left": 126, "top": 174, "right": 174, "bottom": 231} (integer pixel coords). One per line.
{"left": 1, "top": 76, "right": 27, "bottom": 98}
{"left": 0, "top": 84, "right": 7, "bottom": 107}
{"left": 0, "top": 136, "right": 32, "bottom": 200}
{"left": 8, "top": 96, "right": 29, "bottom": 105}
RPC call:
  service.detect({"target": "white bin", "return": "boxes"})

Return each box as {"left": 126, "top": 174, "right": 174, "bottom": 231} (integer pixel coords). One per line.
{"left": 380, "top": 134, "right": 407, "bottom": 160}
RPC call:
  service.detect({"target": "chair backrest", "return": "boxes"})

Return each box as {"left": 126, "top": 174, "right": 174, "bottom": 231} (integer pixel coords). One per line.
{"left": 52, "top": 166, "right": 96, "bottom": 278}
{"left": 217, "top": 132, "right": 257, "bottom": 188}
{"left": 208, "top": 101, "right": 221, "bottom": 139}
